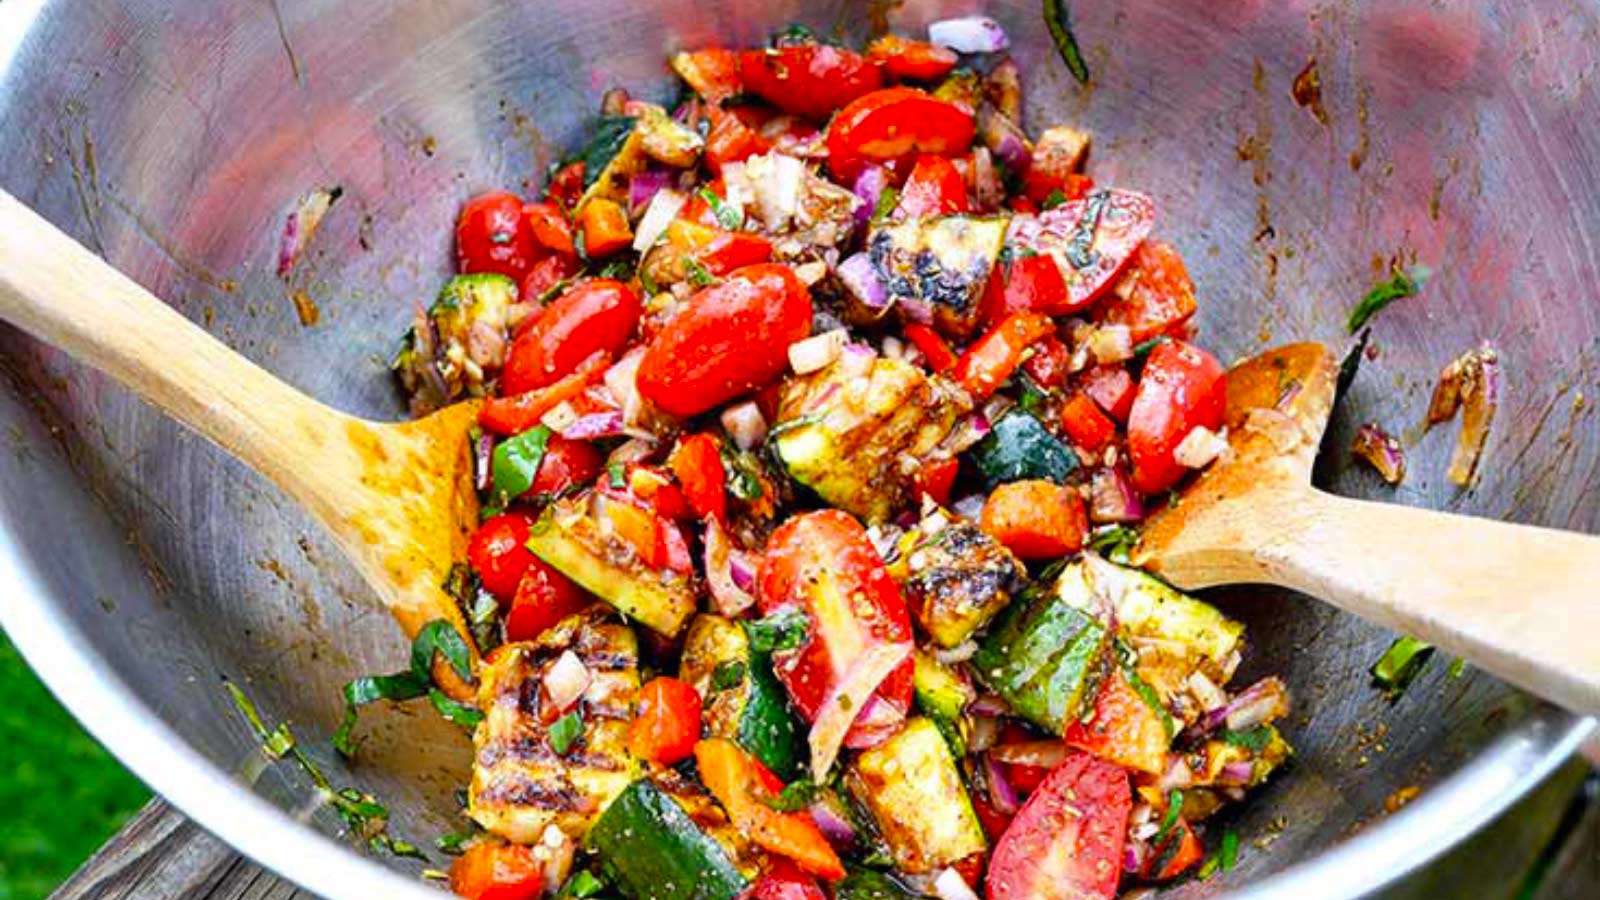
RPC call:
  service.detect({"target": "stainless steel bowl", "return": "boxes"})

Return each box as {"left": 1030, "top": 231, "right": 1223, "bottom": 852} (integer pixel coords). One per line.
{"left": 0, "top": 1, "right": 1594, "bottom": 897}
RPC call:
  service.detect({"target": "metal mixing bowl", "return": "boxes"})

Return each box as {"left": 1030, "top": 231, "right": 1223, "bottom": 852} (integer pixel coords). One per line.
{"left": 0, "top": 0, "right": 1594, "bottom": 897}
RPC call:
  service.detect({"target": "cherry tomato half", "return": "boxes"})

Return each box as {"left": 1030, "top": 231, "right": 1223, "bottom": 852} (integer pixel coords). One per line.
{"left": 1101, "top": 239, "right": 1198, "bottom": 342}
{"left": 825, "top": 87, "right": 975, "bottom": 182}
{"left": 866, "top": 35, "right": 959, "bottom": 82}
{"left": 740, "top": 45, "right": 883, "bottom": 121}
{"left": 986, "top": 753, "right": 1131, "bottom": 900}
{"left": 449, "top": 842, "right": 546, "bottom": 900}
{"left": 895, "top": 154, "right": 970, "bottom": 219}
{"left": 502, "top": 279, "right": 641, "bottom": 395}
{"left": 505, "top": 557, "right": 589, "bottom": 643}
{"left": 467, "top": 512, "right": 538, "bottom": 603}
{"left": 457, "top": 191, "right": 537, "bottom": 280}
{"left": 529, "top": 436, "right": 603, "bottom": 498}
{"left": 636, "top": 264, "right": 813, "bottom": 418}
{"left": 628, "top": 676, "right": 703, "bottom": 765}
{"left": 1126, "top": 340, "right": 1226, "bottom": 494}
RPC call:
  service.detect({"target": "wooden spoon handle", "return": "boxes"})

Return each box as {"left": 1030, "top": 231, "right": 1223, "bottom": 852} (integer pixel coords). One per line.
{"left": 1267, "top": 490, "right": 1600, "bottom": 716}
{"left": 0, "top": 191, "right": 339, "bottom": 492}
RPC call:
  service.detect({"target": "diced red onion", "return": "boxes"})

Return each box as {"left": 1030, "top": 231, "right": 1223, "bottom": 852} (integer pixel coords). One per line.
{"left": 938, "top": 413, "right": 992, "bottom": 457}
{"left": 540, "top": 400, "right": 580, "bottom": 433}
{"left": 473, "top": 430, "right": 495, "bottom": 492}
{"left": 632, "top": 187, "right": 687, "bottom": 254}
{"left": 1173, "top": 425, "right": 1229, "bottom": 469}
{"left": 969, "top": 694, "right": 1011, "bottom": 717}
{"left": 629, "top": 169, "right": 674, "bottom": 218}
{"left": 928, "top": 16, "right": 1011, "bottom": 53}
{"left": 560, "top": 411, "right": 627, "bottom": 441}
{"left": 1088, "top": 324, "right": 1135, "bottom": 364}
{"left": 789, "top": 329, "right": 848, "bottom": 375}
{"left": 838, "top": 252, "right": 891, "bottom": 311}
{"left": 950, "top": 494, "right": 987, "bottom": 522}
{"left": 809, "top": 642, "right": 911, "bottom": 780}
{"left": 978, "top": 106, "right": 1032, "bottom": 173}
{"left": 1198, "top": 676, "right": 1290, "bottom": 735}
{"left": 720, "top": 401, "right": 768, "bottom": 451}
{"left": 1123, "top": 844, "right": 1143, "bottom": 875}
{"left": 968, "top": 714, "right": 999, "bottom": 752}
{"left": 544, "top": 650, "right": 591, "bottom": 712}
{"left": 1220, "top": 761, "right": 1257, "bottom": 784}
{"left": 852, "top": 165, "right": 889, "bottom": 231}
{"left": 604, "top": 347, "right": 648, "bottom": 426}
{"left": 704, "top": 517, "right": 757, "bottom": 616}
{"left": 934, "top": 868, "right": 980, "bottom": 900}
{"left": 1351, "top": 423, "right": 1406, "bottom": 484}
{"left": 809, "top": 800, "right": 857, "bottom": 847}
{"left": 989, "top": 740, "right": 1069, "bottom": 769}
{"left": 729, "top": 553, "right": 758, "bottom": 593}
{"left": 1089, "top": 468, "right": 1145, "bottom": 524}
{"left": 983, "top": 753, "right": 1019, "bottom": 814}
{"left": 277, "top": 187, "right": 339, "bottom": 278}
{"left": 842, "top": 693, "right": 906, "bottom": 750}
{"left": 1186, "top": 670, "right": 1227, "bottom": 712}
{"left": 606, "top": 437, "right": 657, "bottom": 467}
{"left": 899, "top": 296, "right": 933, "bottom": 324}
{"left": 1157, "top": 756, "right": 1195, "bottom": 792}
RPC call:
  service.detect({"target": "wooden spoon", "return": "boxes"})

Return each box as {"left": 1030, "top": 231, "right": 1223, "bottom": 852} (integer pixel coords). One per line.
{"left": 1137, "top": 342, "right": 1600, "bottom": 716}
{"left": 0, "top": 191, "right": 482, "bottom": 697}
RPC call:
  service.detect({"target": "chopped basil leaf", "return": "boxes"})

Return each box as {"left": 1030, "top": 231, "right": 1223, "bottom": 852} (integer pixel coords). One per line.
{"left": 1042, "top": 188, "right": 1068, "bottom": 209}
{"left": 429, "top": 687, "right": 486, "bottom": 729}
{"left": 467, "top": 586, "right": 502, "bottom": 657}
{"left": 334, "top": 673, "right": 427, "bottom": 756}
{"left": 700, "top": 187, "right": 745, "bottom": 230}
{"left": 639, "top": 266, "right": 660, "bottom": 296}
{"left": 263, "top": 723, "right": 296, "bottom": 760}
{"left": 559, "top": 870, "right": 607, "bottom": 898}
{"left": 597, "top": 256, "right": 636, "bottom": 280}
{"left": 1044, "top": 0, "right": 1092, "bottom": 85}
{"left": 1063, "top": 189, "right": 1109, "bottom": 270}
{"left": 434, "top": 830, "right": 475, "bottom": 855}
{"left": 607, "top": 460, "right": 628, "bottom": 488}
{"left": 335, "top": 619, "right": 478, "bottom": 756}
{"left": 1220, "top": 829, "right": 1239, "bottom": 871}
{"left": 581, "top": 115, "right": 637, "bottom": 190}
{"left": 410, "top": 620, "right": 476, "bottom": 685}
{"left": 490, "top": 425, "right": 552, "bottom": 508}
{"left": 549, "top": 711, "right": 584, "bottom": 755}
{"left": 1372, "top": 635, "right": 1434, "bottom": 697}
{"left": 711, "top": 660, "right": 748, "bottom": 691}
{"left": 1088, "top": 524, "right": 1140, "bottom": 565}
{"left": 771, "top": 23, "right": 821, "bottom": 48}
{"left": 762, "top": 779, "right": 820, "bottom": 813}
{"left": 684, "top": 256, "right": 716, "bottom": 286}
{"left": 870, "top": 186, "right": 900, "bottom": 227}
{"left": 1348, "top": 264, "right": 1431, "bottom": 333}
{"left": 1155, "top": 789, "right": 1183, "bottom": 843}
{"left": 1448, "top": 656, "right": 1467, "bottom": 678}
{"left": 537, "top": 277, "right": 574, "bottom": 305}
{"left": 1122, "top": 661, "right": 1176, "bottom": 738}
{"left": 747, "top": 608, "right": 810, "bottom": 654}
{"left": 720, "top": 445, "right": 765, "bottom": 501}
{"left": 1220, "top": 725, "right": 1274, "bottom": 751}
{"left": 1132, "top": 335, "right": 1171, "bottom": 361}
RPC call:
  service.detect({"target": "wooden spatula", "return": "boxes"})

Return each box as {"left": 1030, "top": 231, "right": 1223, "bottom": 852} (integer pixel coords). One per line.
{"left": 0, "top": 191, "right": 482, "bottom": 697}
{"left": 1137, "top": 342, "right": 1600, "bottom": 716}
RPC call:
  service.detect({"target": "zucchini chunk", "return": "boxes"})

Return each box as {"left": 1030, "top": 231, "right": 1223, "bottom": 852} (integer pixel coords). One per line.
{"left": 967, "top": 409, "right": 1079, "bottom": 490}
{"left": 869, "top": 215, "right": 1010, "bottom": 340}
{"left": 468, "top": 614, "right": 640, "bottom": 844}
{"left": 845, "top": 718, "right": 987, "bottom": 875}
{"left": 972, "top": 564, "right": 1109, "bottom": 735}
{"left": 912, "top": 648, "right": 976, "bottom": 756}
{"left": 679, "top": 614, "right": 804, "bottom": 780}
{"left": 773, "top": 356, "right": 968, "bottom": 523}
{"left": 895, "top": 518, "right": 1025, "bottom": 648}
{"left": 584, "top": 778, "right": 750, "bottom": 900}
{"left": 526, "top": 492, "right": 697, "bottom": 638}
{"left": 394, "top": 273, "right": 518, "bottom": 414}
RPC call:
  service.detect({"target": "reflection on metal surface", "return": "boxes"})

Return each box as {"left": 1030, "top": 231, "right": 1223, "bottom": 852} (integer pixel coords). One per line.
{"left": 0, "top": 1, "right": 1597, "bottom": 899}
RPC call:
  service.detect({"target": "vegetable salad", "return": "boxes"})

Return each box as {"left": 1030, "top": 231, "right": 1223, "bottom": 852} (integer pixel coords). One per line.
{"left": 389, "top": 19, "right": 1292, "bottom": 900}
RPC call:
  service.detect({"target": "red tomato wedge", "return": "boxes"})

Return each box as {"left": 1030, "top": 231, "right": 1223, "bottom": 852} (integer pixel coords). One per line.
{"left": 954, "top": 313, "right": 1056, "bottom": 401}
{"left": 981, "top": 253, "right": 1071, "bottom": 323}
{"left": 637, "top": 263, "right": 813, "bottom": 418}
{"left": 895, "top": 154, "right": 969, "bottom": 218}
{"left": 1007, "top": 190, "right": 1156, "bottom": 314}
{"left": 505, "top": 557, "right": 589, "bottom": 642}
{"left": 1144, "top": 817, "right": 1204, "bottom": 881}
{"left": 467, "top": 512, "right": 538, "bottom": 601}
{"left": 1126, "top": 340, "right": 1226, "bottom": 494}
{"left": 456, "top": 191, "right": 537, "bottom": 280}
{"left": 986, "top": 753, "right": 1132, "bottom": 900}
{"left": 1102, "top": 239, "right": 1199, "bottom": 342}
{"left": 1063, "top": 667, "right": 1170, "bottom": 776}
{"left": 696, "top": 739, "right": 847, "bottom": 881}
{"left": 449, "top": 843, "right": 546, "bottom": 900}
{"left": 757, "top": 510, "right": 915, "bottom": 751}
{"left": 1078, "top": 365, "right": 1136, "bottom": 424}
{"left": 669, "top": 432, "right": 728, "bottom": 521}
{"left": 628, "top": 676, "right": 703, "bottom": 765}
{"left": 528, "top": 435, "right": 602, "bottom": 499}
{"left": 826, "top": 88, "right": 975, "bottom": 182}
{"left": 740, "top": 45, "right": 883, "bottom": 121}
{"left": 866, "top": 35, "right": 959, "bottom": 82}
{"left": 478, "top": 351, "right": 610, "bottom": 436}
{"left": 742, "top": 859, "right": 828, "bottom": 900}
{"left": 502, "top": 280, "right": 640, "bottom": 395}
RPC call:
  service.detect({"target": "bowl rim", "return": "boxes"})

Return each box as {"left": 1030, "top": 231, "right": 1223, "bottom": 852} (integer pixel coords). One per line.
{"left": 3, "top": 513, "right": 1593, "bottom": 900}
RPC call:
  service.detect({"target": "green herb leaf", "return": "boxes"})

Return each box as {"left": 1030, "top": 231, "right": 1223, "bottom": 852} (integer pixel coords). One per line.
{"left": 1372, "top": 635, "right": 1434, "bottom": 697}
{"left": 410, "top": 620, "right": 477, "bottom": 685}
{"left": 711, "top": 660, "right": 748, "bottom": 692}
{"left": 1132, "top": 335, "right": 1172, "bottom": 361}
{"left": 639, "top": 266, "right": 660, "bottom": 296}
{"left": 435, "top": 830, "right": 475, "bottom": 855}
{"left": 1348, "top": 264, "right": 1431, "bottom": 333}
{"left": 333, "top": 673, "right": 427, "bottom": 756}
{"left": 1219, "top": 829, "right": 1239, "bottom": 871}
{"left": 263, "top": 723, "right": 297, "bottom": 760}
{"left": 762, "top": 779, "right": 821, "bottom": 813}
{"left": 1044, "top": 0, "right": 1092, "bottom": 85}
{"left": 684, "top": 256, "right": 716, "bottom": 287}
{"left": 771, "top": 23, "right": 820, "bottom": 48}
{"left": 720, "top": 445, "right": 765, "bottom": 501}
{"left": 1448, "top": 656, "right": 1467, "bottom": 678}
{"left": 607, "top": 460, "right": 628, "bottom": 488}
{"left": 549, "top": 711, "right": 585, "bottom": 755}
{"left": 700, "top": 188, "right": 745, "bottom": 230}
{"left": 1088, "top": 524, "right": 1140, "bottom": 565}
{"left": 1118, "top": 656, "right": 1175, "bottom": 737}
{"left": 1063, "top": 189, "right": 1109, "bottom": 270}
{"left": 581, "top": 116, "right": 637, "bottom": 190}
{"left": 747, "top": 609, "right": 810, "bottom": 654}
{"left": 1220, "top": 725, "right": 1274, "bottom": 752}
{"left": 429, "top": 687, "right": 486, "bottom": 729}
{"left": 870, "top": 186, "right": 900, "bottom": 227}
{"left": 597, "top": 256, "right": 636, "bottom": 280}
{"left": 1156, "top": 789, "right": 1183, "bottom": 842}
{"left": 490, "top": 425, "right": 552, "bottom": 508}
{"left": 559, "top": 870, "right": 607, "bottom": 899}
{"left": 1042, "top": 188, "right": 1068, "bottom": 210}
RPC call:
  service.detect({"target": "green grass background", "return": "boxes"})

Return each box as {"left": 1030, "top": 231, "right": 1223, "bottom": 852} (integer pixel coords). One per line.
{"left": 0, "top": 628, "right": 148, "bottom": 900}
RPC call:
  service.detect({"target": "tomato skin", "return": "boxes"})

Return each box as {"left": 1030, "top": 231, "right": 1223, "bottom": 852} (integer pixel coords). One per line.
{"left": 518, "top": 253, "right": 578, "bottom": 304}
{"left": 457, "top": 191, "right": 537, "bottom": 280}
{"left": 628, "top": 677, "right": 703, "bottom": 765}
{"left": 706, "top": 105, "right": 774, "bottom": 173}
{"left": 696, "top": 739, "right": 847, "bottom": 881}
{"left": 1078, "top": 365, "right": 1136, "bottom": 424}
{"left": 826, "top": 87, "right": 976, "bottom": 182}
{"left": 674, "top": 48, "right": 744, "bottom": 103}
{"left": 502, "top": 280, "right": 641, "bottom": 395}
{"left": 505, "top": 557, "right": 589, "bottom": 642}
{"left": 740, "top": 45, "right": 883, "bottom": 121}
{"left": 954, "top": 313, "right": 1056, "bottom": 401}
{"left": 1021, "top": 335, "right": 1071, "bottom": 389}
{"left": 522, "top": 201, "right": 576, "bottom": 258}
{"left": 479, "top": 351, "right": 610, "bottom": 436}
{"left": 1060, "top": 392, "right": 1117, "bottom": 453}
{"left": 1144, "top": 817, "right": 1204, "bottom": 881}
{"left": 529, "top": 436, "right": 603, "bottom": 498}
{"left": 667, "top": 220, "right": 775, "bottom": 276}
{"left": 669, "top": 433, "right": 728, "bottom": 521}
{"left": 1127, "top": 340, "right": 1226, "bottom": 494}
{"left": 986, "top": 753, "right": 1132, "bottom": 900}
{"left": 741, "top": 860, "right": 828, "bottom": 900}
{"left": 449, "top": 842, "right": 546, "bottom": 900}
{"left": 913, "top": 457, "right": 960, "bottom": 507}
{"left": 1063, "top": 668, "right": 1169, "bottom": 776}
{"left": 971, "top": 793, "right": 1015, "bottom": 844}
{"left": 980, "top": 480, "right": 1088, "bottom": 560}
{"left": 981, "top": 253, "right": 1071, "bottom": 323}
{"left": 903, "top": 322, "right": 958, "bottom": 374}
{"left": 895, "top": 154, "right": 969, "bottom": 219}
{"left": 467, "top": 512, "right": 538, "bottom": 602}
{"left": 866, "top": 35, "right": 959, "bottom": 82}
{"left": 545, "top": 161, "right": 586, "bottom": 210}
{"left": 1102, "top": 240, "right": 1198, "bottom": 342}
{"left": 622, "top": 464, "right": 695, "bottom": 520}
{"left": 637, "top": 264, "right": 813, "bottom": 418}
{"left": 1010, "top": 190, "right": 1155, "bottom": 314}
{"left": 757, "top": 511, "right": 915, "bottom": 748}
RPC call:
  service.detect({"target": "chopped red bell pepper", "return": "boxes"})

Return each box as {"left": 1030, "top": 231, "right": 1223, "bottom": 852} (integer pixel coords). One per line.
{"left": 449, "top": 842, "right": 547, "bottom": 900}
{"left": 578, "top": 197, "right": 633, "bottom": 258}
{"left": 865, "top": 35, "right": 959, "bottom": 82}
{"left": 1021, "top": 334, "right": 1072, "bottom": 389}
{"left": 953, "top": 313, "right": 1056, "bottom": 400}
{"left": 669, "top": 432, "right": 728, "bottom": 521}
{"left": 1060, "top": 392, "right": 1117, "bottom": 453}
{"left": 478, "top": 351, "right": 611, "bottom": 435}
{"left": 695, "top": 738, "right": 846, "bottom": 881}
{"left": 895, "top": 154, "right": 969, "bottom": 219}
{"left": 903, "top": 322, "right": 958, "bottom": 374}
{"left": 1078, "top": 365, "right": 1136, "bottom": 424}
{"left": 913, "top": 457, "right": 960, "bottom": 508}
{"left": 979, "top": 480, "right": 1088, "bottom": 561}
{"left": 505, "top": 557, "right": 589, "bottom": 642}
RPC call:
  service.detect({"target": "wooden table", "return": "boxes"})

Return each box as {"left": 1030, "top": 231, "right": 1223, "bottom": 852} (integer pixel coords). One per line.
{"left": 51, "top": 762, "right": 1599, "bottom": 900}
